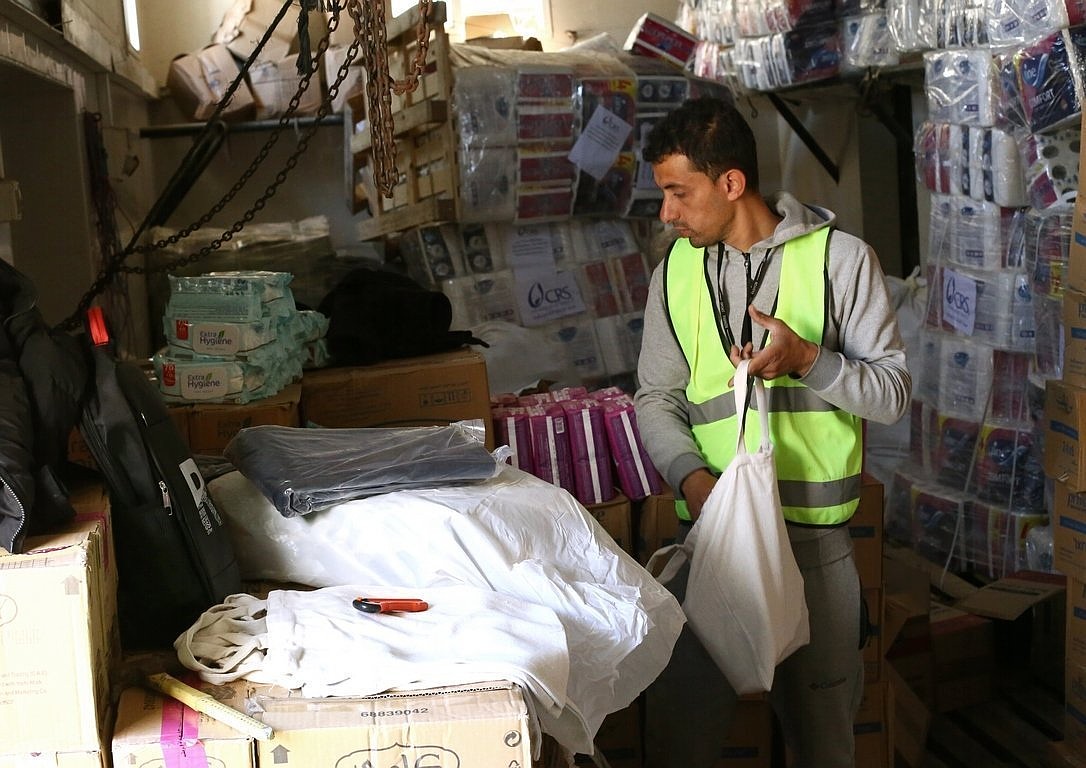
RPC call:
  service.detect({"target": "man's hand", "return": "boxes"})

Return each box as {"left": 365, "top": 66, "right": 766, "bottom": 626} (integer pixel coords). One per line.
{"left": 680, "top": 468, "right": 717, "bottom": 521}
{"left": 728, "top": 305, "right": 818, "bottom": 380}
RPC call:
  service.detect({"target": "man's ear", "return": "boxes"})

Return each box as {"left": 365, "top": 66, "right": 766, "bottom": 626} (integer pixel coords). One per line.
{"left": 716, "top": 168, "right": 747, "bottom": 201}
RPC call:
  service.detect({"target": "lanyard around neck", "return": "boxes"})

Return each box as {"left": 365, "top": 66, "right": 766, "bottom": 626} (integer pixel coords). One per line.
{"left": 708, "top": 243, "right": 774, "bottom": 351}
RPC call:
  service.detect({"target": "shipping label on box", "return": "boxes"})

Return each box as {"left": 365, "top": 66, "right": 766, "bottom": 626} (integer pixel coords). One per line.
{"left": 111, "top": 683, "right": 255, "bottom": 768}
{"left": 1056, "top": 481, "right": 1086, "bottom": 582}
{"left": 1045, "top": 379, "right": 1086, "bottom": 492}
{"left": 250, "top": 681, "right": 533, "bottom": 768}
{"left": 0, "top": 520, "right": 116, "bottom": 754}
{"left": 300, "top": 349, "right": 493, "bottom": 445}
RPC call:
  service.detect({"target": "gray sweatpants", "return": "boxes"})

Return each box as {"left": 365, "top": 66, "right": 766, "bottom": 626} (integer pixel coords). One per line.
{"left": 644, "top": 523, "right": 864, "bottom": 768}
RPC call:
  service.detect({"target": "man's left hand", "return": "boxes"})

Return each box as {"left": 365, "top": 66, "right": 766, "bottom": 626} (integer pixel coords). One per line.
{"left": 729, "top": 305, "right": 818, "bottom": 380}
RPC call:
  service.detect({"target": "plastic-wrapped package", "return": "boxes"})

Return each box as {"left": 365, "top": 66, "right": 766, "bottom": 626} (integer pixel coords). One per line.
{"left": 991, "top": 350, "right": 1035, "bottom": 420}
{"left": 152, "top": 350, "right": 296, "bottom": 404}
{"left": 222, "top": 421, "right": 500, "bottom": 517}
{"left": 985, "top": 0, "right": 1072, "bottom": 46}
{"left": 689, "top": 0, "right": 738, "bottom": 44}
{"left": 453, "top": 65, "right": 517, "bottom": 147}
{"left": 841, "top": 13, "right": 900, "bottom": 70}
{"left": 492, "top": 406, "right": 536, "bottom": 475}
{"left": 966, "top": 503, "right": 1049, "bottom": 576}
{"left": 1009, "top": 205, "right": 1072, "bottom": 300}
{"left": 917, "top": 123, "right": 1026, "bottom": 207}
{"left": 1021, "top": 128, "right": 1081, "bottom": 210}
{"left": 458, "top": 145, "right": 517, "bottom": 223}
{"left": 1033, "top": 293, "right": 1065, "bottom": 378}
{"left": 924, "top": 49, "right": 999, "bottom": 126}
{"left": 601, "top": 396, "right": 663, "bottom": 500}
{"left": 733, "top": 24, "right": 841, "bottom": 91}
{"left": 542, "top": 317, "right": 607, "bottom": 381}
{"left": 595, "top": 313, "right": 645, "bottom": 377}
{"left": 527, "top": 403, "right": 577, "bottom": 495}
{"left": 398, "top": 225, "right": 465, "bottom": 288}
{"left": 735, "top": 0, "right": 836, "bottom": 36}
{"left": 576, "top": 261, "right": 622, "bottom": 318}
{"left": 442, "top": 269, "right": 521, "bottom": 328}
{"left": 999, "top": 27, "right": 1086, "bottom": 134}
{"left": 888, "top": 0, "right": 938, "bottom": 52}
{"left": 163, "top": 316, "right": 280, "bottom": 358}
{"left": 560, "top": 399, "right": 616, "bottom": 505}
{"left": 933, "top": 0, "right": 989, "bottom": 47}
{"left": 936, "top": 336, "right": 995, "bottom": 420}
{"left": 166, "top": 272, "right": 296, "bottom": 323}
{"left": 951, "top": 198, "right": 1016, "bottom": 270}
{"left": 970, "top": 422, "right": 1046, "bottom": 508}
{"left": 912, "top": 482, "right": 971, "bottom": 570}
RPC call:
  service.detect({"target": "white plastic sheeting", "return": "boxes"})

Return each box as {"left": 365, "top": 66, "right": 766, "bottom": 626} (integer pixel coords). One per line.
{"left": 199, "top": 465, "right": 685, "bottom": 755}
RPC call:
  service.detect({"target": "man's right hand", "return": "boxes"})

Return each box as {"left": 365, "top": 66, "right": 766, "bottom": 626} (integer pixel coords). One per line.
{"left": 680, "top": 468, "right": 718, "bottom": 521}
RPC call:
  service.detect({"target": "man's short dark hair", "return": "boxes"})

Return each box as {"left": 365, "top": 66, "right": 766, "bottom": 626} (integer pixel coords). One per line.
{"left": 643, "top": 97, "right": 760, "bottom": 191}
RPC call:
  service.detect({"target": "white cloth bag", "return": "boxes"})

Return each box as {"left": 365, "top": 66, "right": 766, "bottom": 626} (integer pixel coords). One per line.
{"left": 650, "top": 359, "right": 810, "bottom": 694}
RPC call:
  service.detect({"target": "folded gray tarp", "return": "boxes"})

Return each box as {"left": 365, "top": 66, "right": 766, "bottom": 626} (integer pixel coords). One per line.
{"left": 223, "top": 422, "right": 498, "bottom": 517}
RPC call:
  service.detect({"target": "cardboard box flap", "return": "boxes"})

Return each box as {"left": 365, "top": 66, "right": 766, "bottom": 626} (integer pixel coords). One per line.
{"left": 954, "top": 571, "right": 1067, "bottom": 620}
{"left": 884, "top": 542, "right": 977, "bottom": 601}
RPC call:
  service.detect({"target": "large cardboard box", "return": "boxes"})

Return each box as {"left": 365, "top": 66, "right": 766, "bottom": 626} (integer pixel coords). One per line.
{"left": 1068, "top": 108, "right": 1086, "bottom": 294}
{"left": 1055, "top": 481, "right": 1086, "bottom": 583}
{"left": 249, "top": 680, "right": 533, "bottom": 768}
{"left": 850, "top": 474, "right": 885, "bottom": 589}
{"left": 1064, "top": 288, "right": 1086, "bottom": 390}
{"left": 300, "top": 349, "right": 493, "bottom": 445}
{"left": 111, "top": 683, "right": 255, "bottom": 768}
{"left": 853, "top": 680, "right": 893, "bottom": 768}
{"left": 585, "top": 492, "right": 633, "bottom": 555}
{"left": 715, "top": 697, "right": 773, "bottom": 766}
{"left": 1068, "top": 578, "right": 1086, "bottom": 672}
{"left": 1045, "top": 379, "right": 1086, "bottom": 492}
{"left": 0, "top": 750, "right": 107, "bottom": 767}
{"left": 248, "top": 53, "right": 324, "bottom": 119}
{"left": 637, "top": 489, "right": 679, "bottom": 566}
{"left": 0, "top": 516, "right": 117, "bottom": 754}
{"left": 184, "top": 382, "right": 302, "bottom": 455}
{"left": 166, "top": 44, "right": 255, "bottom": 122}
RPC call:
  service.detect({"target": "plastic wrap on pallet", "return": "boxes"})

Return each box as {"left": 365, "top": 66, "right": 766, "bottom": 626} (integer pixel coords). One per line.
{"left": 1033, "top": 293, "right": 1065, "bottom": 377}
{"left": 459, "top": 145, "right": 518, "bottom": 223}
{"left": 1009, "top": 205, "right": 1073, "bottom": 300}
{"left": 595, "top": 312, "right": 645, "bottom": 377}
{"left": 453, "top": 65, "right": 517, "bottom": 147}
{"left": 841, "top": 13, "right": 899, "bottom": 70}
{"left": 927, "top": 264, "right": 1034, "bottom": 350}
{"left": 965, "top": 502, "right": 1049, "bottom": 577}
{"left": 913, "top": 481, "right": 971, "bottom": 570}
{"left": 1021, "top": 128, "right": 1081, "bottom": 210}
{"left": 442, "top": 269, "right": 521, "bottom": 328}
{"left": 998, "top": 27, "right": 1086, "bottom": 134}
{"left": 541, "top": 316, "right": 607, "bottom": 381}
{"left": 560, "top": 398, "right": 616, "bottom": 505}
{"left": 951, "top": 199, "right": 1017, "bottom": 270}
{"left": 985, "top": 0, "right": 1081, "bottom": 47}
{"left": 924, "top": 49, "right": 1000, "bottom": 126}
{"left": 570, "top": 58, "right": 637, "bottom": 217}
{"left": 914, "top": 122, "right": 1027, "bottom": 207}
{"left": 935, "top": 335, "right": 995, "bottom": 420}
{"left": 398, "top": 224, "right": 465, "bottom": 288}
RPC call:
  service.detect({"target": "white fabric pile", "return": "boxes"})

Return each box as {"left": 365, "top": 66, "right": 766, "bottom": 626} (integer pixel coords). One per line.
{"left": 182, "top": 464, "right": 685, "bottom": 755}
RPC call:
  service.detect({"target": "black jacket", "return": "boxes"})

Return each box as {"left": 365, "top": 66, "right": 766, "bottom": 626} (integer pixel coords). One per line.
{"left": 0, "top": 260, "right": 88, "bottom": 553}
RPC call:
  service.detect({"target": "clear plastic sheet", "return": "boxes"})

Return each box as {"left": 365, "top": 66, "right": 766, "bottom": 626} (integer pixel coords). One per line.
{"left": 223, "top": 421, "right": 501, "bottom": 517}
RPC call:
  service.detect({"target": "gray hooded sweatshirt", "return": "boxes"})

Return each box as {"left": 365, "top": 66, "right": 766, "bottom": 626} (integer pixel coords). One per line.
{"left": 634, "top": 192, "right": 912, "bottom": 514}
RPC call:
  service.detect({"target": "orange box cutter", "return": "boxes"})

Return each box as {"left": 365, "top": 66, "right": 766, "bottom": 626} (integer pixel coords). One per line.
{"left": 352, "top": 597, "right": 429, "bottom": 614}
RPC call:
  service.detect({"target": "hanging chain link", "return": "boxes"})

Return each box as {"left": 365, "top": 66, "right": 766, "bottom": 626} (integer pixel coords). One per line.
{"left": 60, "top": 0, "right": 432, "bottom": 331}
{"left": 352, "top": 0, "right": 433, "bottom": 197}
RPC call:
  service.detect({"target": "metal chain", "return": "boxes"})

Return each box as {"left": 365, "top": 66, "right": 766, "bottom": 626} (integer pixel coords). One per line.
{"left": 353, "top": 0, "right": 432, "bottom": 197}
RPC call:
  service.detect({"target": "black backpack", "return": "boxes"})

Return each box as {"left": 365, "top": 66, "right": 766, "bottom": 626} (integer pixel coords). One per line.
{"left": 78, "top": 307, "right": 241, "bottom": 649}
{"left": 318, "top": 266, "right": 484, "bottom": 366}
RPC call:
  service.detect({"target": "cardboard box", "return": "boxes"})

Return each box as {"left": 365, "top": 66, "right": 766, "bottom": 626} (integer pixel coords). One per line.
{"left": 850, "top": 475, "right": 885, "bottom": 589}
{"left": 248, "top": 53, "right": 324, "bottom": 119}
{"left": 887, "top": 664, "right": 930, "bottom": 768}
{"left": 584, "top": 698, "right": 641, "bottom": 767}
{"left": 1064, "top": 289, "right": 1086, "bottom": 389}
{"left": 863, "top": 587, "right": 884, "bottom": 683}
{"left": 1068, "top": 577, "right": 1086, "bottom": 671}
{"left": 1045, "top": 379, "right": 1086, "bottom": 492}
{"left": 0, "top": 517, "right": 117, "bottom": 754}
{"left": 224, "top": 0, "right": 328, "bottom": 63}
{"left": 853, "top": 681, "right": 892, "bottom": 768}
{"left": 929, "top": 603, "right": 995, "bottom": 712}
{"left": 637, "top": 489, "right": 679, "bottom": 566}
{"left": 585, "top": 492, "right": 633, "bottom": 555}
{"left": 716, "top": 697, "right": 773, "bottom": 766}
{"left": 184, "top": 382, "right": 302, "bottom": 455}
{"left": 166, "top": 44, "right": 255, "bottom": 122}
{"left": 0, "top": 750, "right": 107, "bottom": 767}
{"left": 1046, "top": 738, "right": 1086, "bottom": 767}
{"left": 1066, "top": 662, "right": 1086, "bottom": 749}
{"left": 954, "top": 570, "right": 1066, "bottom": 621}
{"left": 1055, "top": 480, "right": 1086, "bottom": 583}
{"left": 111, "top": 683, "right": 255, "bottom": 768}
{"left": 248, "top": 680, "right": 533, "bottom": 768}
{"left": 300, "top": 349, "right": 493, "bottom": 445}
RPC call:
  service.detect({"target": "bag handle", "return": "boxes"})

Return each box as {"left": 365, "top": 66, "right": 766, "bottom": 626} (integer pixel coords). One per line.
{"left": 733, "top": 359, "right": 771, "bottom": 455}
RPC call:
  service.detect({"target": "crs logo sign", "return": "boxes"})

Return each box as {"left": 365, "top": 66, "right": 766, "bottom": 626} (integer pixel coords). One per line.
{"left": 528, "top": 282, "right": 574, "bottom": 308}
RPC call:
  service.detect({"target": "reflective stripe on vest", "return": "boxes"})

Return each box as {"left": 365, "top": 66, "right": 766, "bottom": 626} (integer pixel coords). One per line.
{"left": 664, "top": 229, "right": 862, "bottom": 525}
